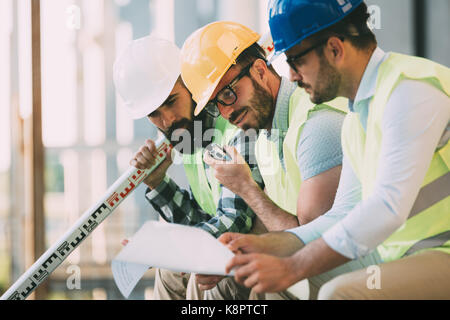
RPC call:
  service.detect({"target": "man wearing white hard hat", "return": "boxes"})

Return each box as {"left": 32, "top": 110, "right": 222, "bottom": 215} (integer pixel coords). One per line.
{"left": 113, "top": 35, "right": 266, "bottom": 300}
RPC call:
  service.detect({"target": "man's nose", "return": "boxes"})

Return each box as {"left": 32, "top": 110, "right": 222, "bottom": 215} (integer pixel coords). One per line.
{"left": 218, "top": 104, "right": 234, "bottom": 120}
{"left": 162, "top": 111, "right": 176, "bottom": 128}
{"left": 289, "top": 66, "right": 303, "bottom": 83}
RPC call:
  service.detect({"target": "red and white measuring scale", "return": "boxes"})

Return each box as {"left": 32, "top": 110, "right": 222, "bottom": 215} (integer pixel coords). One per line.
{"left": 1, "top": 135, "right": 172, "bottom": 300}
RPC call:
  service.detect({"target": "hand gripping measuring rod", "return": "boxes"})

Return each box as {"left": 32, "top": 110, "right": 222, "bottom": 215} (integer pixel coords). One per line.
{"left": 1, "top": 135, "right": 172, "bottom": 300}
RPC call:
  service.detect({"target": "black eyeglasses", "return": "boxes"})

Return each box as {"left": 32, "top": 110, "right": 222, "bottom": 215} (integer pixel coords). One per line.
{"left": 206, "top": 60, "right": 256, "bottom": 110}
{"left": 286, "top": 38, "right": 331, "bottom": 72}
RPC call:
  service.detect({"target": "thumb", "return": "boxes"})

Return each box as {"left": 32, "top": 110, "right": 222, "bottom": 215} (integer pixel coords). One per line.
{"left": 218, "top": 232, "right": 240, "bottom": 245}
{"left": 222, "top": 146, "right": 244, "bottom": 164}
{"left": 153, "top": 155, "right": 172, "bottom": 173}
{"left": 228, "top": 235, "right": 256, "bottom": 253}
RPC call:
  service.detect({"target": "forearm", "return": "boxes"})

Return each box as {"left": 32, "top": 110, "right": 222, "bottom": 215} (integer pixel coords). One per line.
{"left": 287, "top": 157, "right": 361, "bottom": 245}
{"left": 229, "top": 231, "right": 305, "bottom": 257}
{"left": 240, "top": 181, "right": 300, "bottom": 231}
{"left": 287, "top": 237, "right": 350, "bottom": 282}
{"left": 146, "top": 175, "right": 211, "bottom": 225}
{"left": 195, "top": 205, "right": 254, "bottom": 238}
{"left": 264, "top": 232, "right": 305, "bottom": 257}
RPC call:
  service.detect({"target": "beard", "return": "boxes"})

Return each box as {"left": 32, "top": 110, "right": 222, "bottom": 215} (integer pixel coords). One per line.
{"left": 299, "top": 53, "right": 341, "bottom": 105}
{"left": 229, "top": 77, "right": 274, "bottom": 131}
{"left": 161, "top": 100, "right": 215, "bottom": 155}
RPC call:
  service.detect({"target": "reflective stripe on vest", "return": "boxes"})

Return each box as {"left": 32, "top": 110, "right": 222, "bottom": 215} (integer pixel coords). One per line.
{"left": 404, "top": 230, "right": 450, "bottom": 257}
{"left": 410, "top": 171, "right": 450, "bottom": 218}
{"left": 255, "top": 87, "right": 347, "bottom": 215}
{"left": 183, "top": 116, "right": 238, "bottom": 216}
{"left": 402, "top": 141, "right": 450, "bottom": 257}
{"left": 341, "top": 52, "right": 450, "bottom": 262}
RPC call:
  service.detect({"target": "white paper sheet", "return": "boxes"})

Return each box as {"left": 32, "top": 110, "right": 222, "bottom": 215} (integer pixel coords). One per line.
{"left": 111, "top": 221, "right": 235, "bottom": 298}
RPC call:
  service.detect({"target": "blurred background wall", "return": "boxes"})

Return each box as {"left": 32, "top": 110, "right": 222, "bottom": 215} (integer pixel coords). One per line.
{"left": 0, "top": 0, "right": 448, "bottom": 300}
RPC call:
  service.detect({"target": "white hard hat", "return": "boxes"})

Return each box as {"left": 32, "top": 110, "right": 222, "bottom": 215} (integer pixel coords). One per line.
{"left": 113, "top": 35, "right": 181, "bottom": 119}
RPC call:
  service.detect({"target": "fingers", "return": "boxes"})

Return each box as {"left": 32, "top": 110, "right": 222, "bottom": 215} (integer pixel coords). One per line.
{"left": 153, "top": 155, "right": 173, "bottom": 174}
{"left": 227, "top": 254, "right": 272, "bottom": 291}
{"left": 130, "top": 139, "right": 159, "bottom": 169}
{"left": 218, "top": 232, "right": 241, "bottom": 246}
{"left": 243, "top": 272, "right": 260, "bottom": 289}
{"left": 222, "top": 146, "right": 242, "bottom": 163}
{"left": 227, "top": 235, "right": 257, "bottom": 253}
{"left": 233, "top": 260, "right": 257, "bottom": 284}
{"left": 203, "top": 149, "right": 226, "bottom": 167}
{"left": 203, "top": 145, "right": 241, "bottom": 167}
{"left": 219, "top": 233, "right": 258, "bottom": 254}
{"left": 195, "top": 274, "right": 224, "bottom": 291}
{"left": 225, "top": 253, "right": 257, "bottom": 274}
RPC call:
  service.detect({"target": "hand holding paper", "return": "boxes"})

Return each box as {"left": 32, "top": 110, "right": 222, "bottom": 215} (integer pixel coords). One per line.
{"left": 111, "top": 221, "right": 235, "bottom": 298}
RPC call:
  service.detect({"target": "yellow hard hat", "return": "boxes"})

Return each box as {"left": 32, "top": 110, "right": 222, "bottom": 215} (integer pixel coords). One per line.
{"left": 181, "top": 21, "right": 261, "bottom": 116}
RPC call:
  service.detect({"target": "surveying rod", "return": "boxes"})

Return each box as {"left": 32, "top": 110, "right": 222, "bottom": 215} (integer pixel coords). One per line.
{"left": 1, "top": 135, "right": 172, "bottom": 300}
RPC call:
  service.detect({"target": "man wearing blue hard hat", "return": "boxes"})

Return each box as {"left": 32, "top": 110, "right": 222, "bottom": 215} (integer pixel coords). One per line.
{"left": 221, "top": 0, "right": 450, "bottom": 299}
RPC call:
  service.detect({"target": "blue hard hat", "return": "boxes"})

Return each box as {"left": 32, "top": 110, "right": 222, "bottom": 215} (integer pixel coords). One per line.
{"left": 268, "top": 0, "right": 364, "bottom": 58}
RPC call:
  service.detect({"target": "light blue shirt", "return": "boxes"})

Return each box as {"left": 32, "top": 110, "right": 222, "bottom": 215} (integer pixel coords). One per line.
{"left": 287, "top": 48, "right": 450, "bottom": 260}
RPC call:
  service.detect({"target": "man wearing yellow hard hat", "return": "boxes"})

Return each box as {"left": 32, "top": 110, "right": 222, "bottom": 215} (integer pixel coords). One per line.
{"left": 113, "top": 35, "right": 266, "bottom": 300}
{"left": 180, "top": 21, "right": 358, "bottom": 299}
{"left": 221, "top": 0, "right": 450, "bottom": 299}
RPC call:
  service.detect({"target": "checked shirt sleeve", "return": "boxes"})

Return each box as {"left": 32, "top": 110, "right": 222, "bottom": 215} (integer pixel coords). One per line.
{"left": 145, "top": 130, "right": 264, "bottom": 238}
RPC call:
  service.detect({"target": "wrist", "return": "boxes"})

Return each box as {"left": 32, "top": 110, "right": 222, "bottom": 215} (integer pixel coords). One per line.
{"left": 145, "top": 181, "right": 160, "bottom": 190}
{"left": 240, "top": 178, "right": 260, "bottom": 200}
{"left": 284, "top": 254, "right": 306, "bottom": 285}
{"left": 145, "top": 175, "right": 166, "bottom": 190}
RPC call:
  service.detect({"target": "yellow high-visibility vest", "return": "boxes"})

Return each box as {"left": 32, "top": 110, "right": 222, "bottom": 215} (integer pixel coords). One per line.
{"left": 341, "top": 53, "right": 450, "bottom": 262}
{"left": 183, "top": 116, "right": 238, "bottom": 216}
{"left": 255, "top": 87, "right": 347, "bottom": 215}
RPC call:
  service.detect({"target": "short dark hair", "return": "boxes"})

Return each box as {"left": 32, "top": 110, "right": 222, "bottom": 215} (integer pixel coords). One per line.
{"left": 311, "top": 2, "right": 377, "bottom": 51}
{"left": 236, "top": 42, "right": 278, "bottom": 74}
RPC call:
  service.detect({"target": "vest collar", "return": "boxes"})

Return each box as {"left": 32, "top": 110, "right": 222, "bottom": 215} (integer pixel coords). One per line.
{"left": 270, "top": 77, "right": 298, "bottom": 135}
{"left": 349, "top": 47, "right": 388, "bottom": 112}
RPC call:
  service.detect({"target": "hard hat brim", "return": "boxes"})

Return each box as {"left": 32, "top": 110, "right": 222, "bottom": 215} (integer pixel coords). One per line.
{"left": 128, "top": 71, "right": 180, "bottom": 120}
{"left": 268, "top": 49, "right": 285, "bottom": 66}
{"left": 193, "top": 76, "right": 222, "bottom": 117}
{"left": 113, "top": 35, "right": 182, "bottom": 120}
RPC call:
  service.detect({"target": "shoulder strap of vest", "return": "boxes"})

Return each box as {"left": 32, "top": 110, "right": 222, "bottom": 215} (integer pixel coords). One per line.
{"left": 372, "top": 54, "right": 450, "bottom": 127}
{"left": 183, "top": 148, "right": 217, "bottom": 215}
{"left": 382, "top": 53, "right": 450, "bottom": 95}
{"left": 286, "top": 88, "right": 346, "bottom": 153}
{"left": 214, "top": 116, "right": 239, "bottom": 145}
{"left": 288, "top": 88, "right": 348, "bottom": 124}
{"left": 439, "top": 142, "right": 450, "bottom": 170}
{"left": 374, "top": 53, "right": 450, "bottom": 168}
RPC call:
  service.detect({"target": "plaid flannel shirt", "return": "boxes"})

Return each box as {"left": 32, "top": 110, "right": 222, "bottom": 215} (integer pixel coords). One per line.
{"left": 145, "top": 130, "right": 264, "bottom": 238}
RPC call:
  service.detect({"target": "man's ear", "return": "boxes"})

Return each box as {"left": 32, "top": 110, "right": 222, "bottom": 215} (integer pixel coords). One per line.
{"left": 327, "top": 37, "right": 345, "bottom": 63}
{"left": 252, "top": 58, "right": 269, "bottom": 83}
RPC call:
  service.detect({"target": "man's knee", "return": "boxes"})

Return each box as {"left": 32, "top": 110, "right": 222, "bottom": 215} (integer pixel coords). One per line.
{"left": 204, "top": 277, "right": 251, "bottom": 300}
{"left": 154, "top": 268, "right": 190, "bottom": 300}
{"left": 318, "top": 275, "right": 363, "bottom": 300}
{"left": 160, "top": 269, "right": 190, "bottom": 284}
